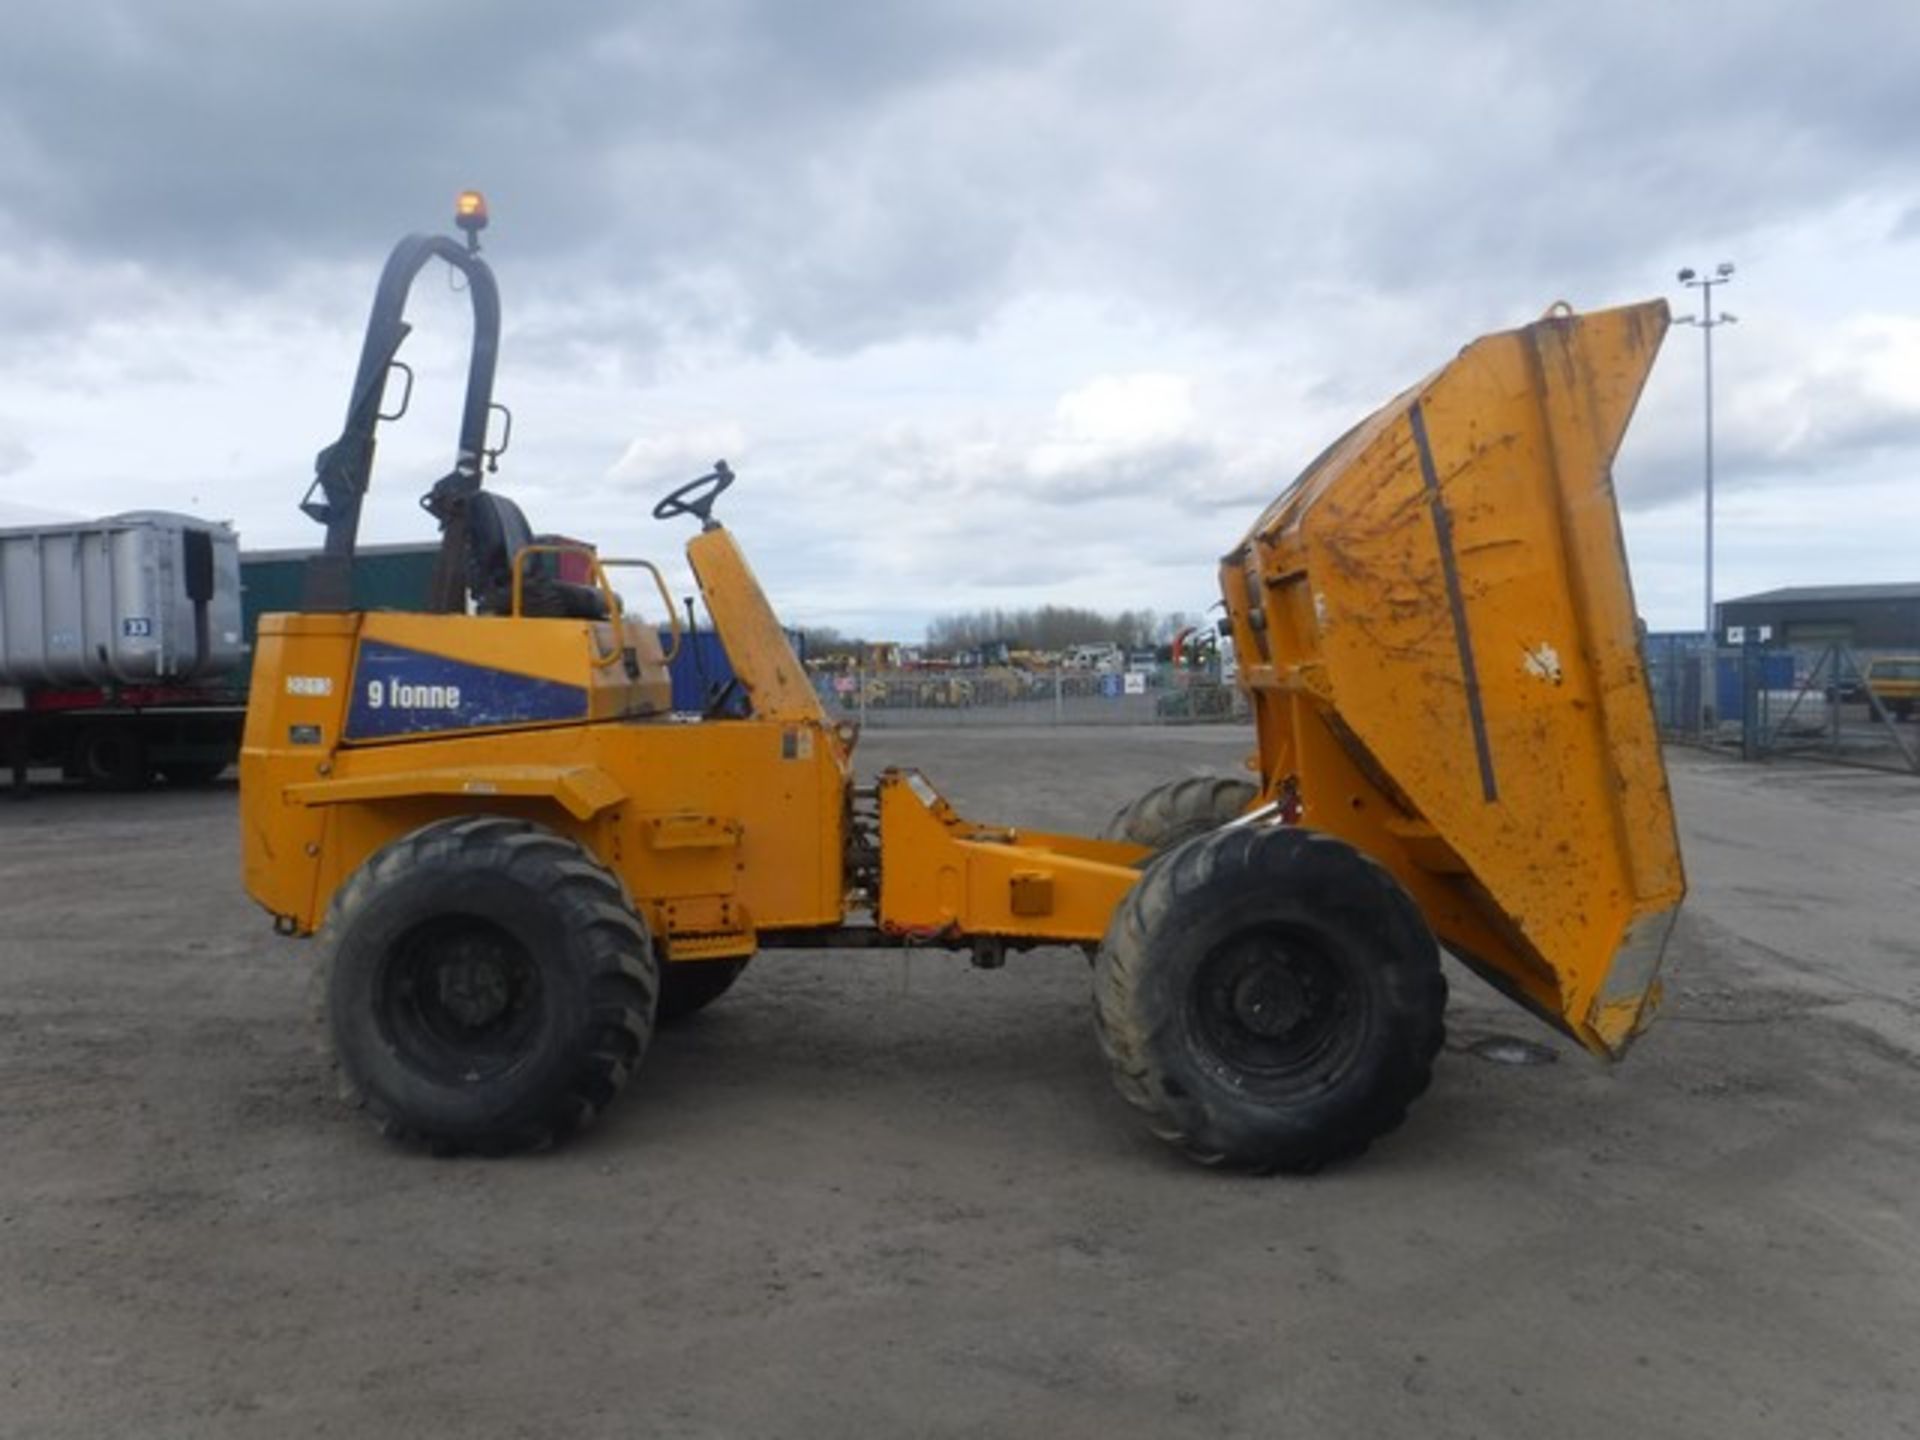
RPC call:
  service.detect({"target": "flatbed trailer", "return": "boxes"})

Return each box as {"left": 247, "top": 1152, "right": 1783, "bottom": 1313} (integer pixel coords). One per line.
{"left": 2, "top": 682, "right": 247, "bottom": 790}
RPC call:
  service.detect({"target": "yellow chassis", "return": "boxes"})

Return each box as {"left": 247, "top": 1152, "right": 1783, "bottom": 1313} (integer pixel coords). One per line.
{"left": 241, "top": 527, "right": 1147, "bottom": 969}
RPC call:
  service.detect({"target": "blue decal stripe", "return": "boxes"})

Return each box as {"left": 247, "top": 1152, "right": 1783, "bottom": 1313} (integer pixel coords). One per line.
{"left": 346, "top": 640, "right": 589, "bottom": 739}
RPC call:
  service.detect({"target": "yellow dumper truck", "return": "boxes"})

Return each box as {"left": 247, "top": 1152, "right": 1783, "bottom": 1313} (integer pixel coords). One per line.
{"left": 239, "top": 197, "right": 1683, "bottom": 1172}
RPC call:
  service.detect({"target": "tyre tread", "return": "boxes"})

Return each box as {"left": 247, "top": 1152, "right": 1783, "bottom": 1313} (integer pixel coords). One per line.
{"left": 318, "top": 815, "right": 657, "bottom": 1155}
{"left": 1093, "top": 823, "right": 1446, "bottom": 1174}
{"left": 1102, "top": 774, "right": 1260, "bottom": 850}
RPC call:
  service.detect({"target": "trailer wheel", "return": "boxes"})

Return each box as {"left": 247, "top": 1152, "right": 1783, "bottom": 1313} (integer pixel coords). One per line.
{"left": 1102, "top": 774, "right": 1259, "bottom": 854}
{"left": 70, "top": 723, "right": 148, "bottom": 791}
{"left": 1094, "top": 824, "right": 1446, "bottom": 1173}
{"left": 322, "top": 816, "right": 658, "bottom": 1154}
{"left": 656, "top": 958, "right": 750, "bottom": 1024}
{"left": 156, "top": 758, "right": 230, "bottom": 786}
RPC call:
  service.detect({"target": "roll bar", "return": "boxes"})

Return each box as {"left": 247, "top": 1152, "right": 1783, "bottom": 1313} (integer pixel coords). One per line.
{"left": 298, "top": 223, "right": 502, "bottom": 611}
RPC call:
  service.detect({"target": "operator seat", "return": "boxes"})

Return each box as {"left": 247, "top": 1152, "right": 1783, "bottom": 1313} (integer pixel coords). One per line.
{"left": 465, "top": 492, "right": 609, "bottom": 620}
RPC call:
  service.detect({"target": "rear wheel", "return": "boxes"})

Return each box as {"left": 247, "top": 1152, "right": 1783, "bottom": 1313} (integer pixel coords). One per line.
{"left": 70, "top": 723, "right": 148, "bottom": 791}
{"left": 322, "top": 816, "right": 658, "bottom": 1154}
{"left": 1103, "top": 774, "right": 1258, "bottom": 854}
{"left": 1095, "top": 824, "right": 1446, "bottom": 1173}
{"left": 656, "top": 958, "right": 749, "bottom": 1024}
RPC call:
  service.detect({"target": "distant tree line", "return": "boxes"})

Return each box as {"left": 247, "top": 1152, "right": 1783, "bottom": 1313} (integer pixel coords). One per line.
{"left": 796, "top": 608, "right": 1203, "bottom": 661}
{"left": 797, "top": 626, "right": 860, "bottom": 660}
{"left": 925, "top": 606, "right": 1197, "bottom": 653}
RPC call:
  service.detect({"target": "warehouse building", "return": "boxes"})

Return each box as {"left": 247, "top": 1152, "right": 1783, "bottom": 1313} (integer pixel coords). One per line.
{"left": 1717, "top": 583, "right": 1920, "bottom": 652}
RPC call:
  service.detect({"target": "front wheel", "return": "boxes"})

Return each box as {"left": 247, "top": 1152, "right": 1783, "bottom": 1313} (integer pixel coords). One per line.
{"left": 1094, "top": 824, "right": 1446, "bottom": 1173}
{"left": 322, "top": 816, "right": 659, "bottom": 1154}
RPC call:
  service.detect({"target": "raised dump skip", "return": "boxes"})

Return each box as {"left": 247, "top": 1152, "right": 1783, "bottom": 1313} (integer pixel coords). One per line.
{"left": 0, "top": 512, "right": 244, "bottom": 687}
{"left": 1221, "top": 301, "right": 1685, "bottom": 1057}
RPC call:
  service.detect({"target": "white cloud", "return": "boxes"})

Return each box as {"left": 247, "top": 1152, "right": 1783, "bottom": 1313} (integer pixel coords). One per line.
{"left": 605, "top": 423, "right": 749, "bottom": 494}
{"left": 1031, "top": 373, "right": 1195, "bottom": 487}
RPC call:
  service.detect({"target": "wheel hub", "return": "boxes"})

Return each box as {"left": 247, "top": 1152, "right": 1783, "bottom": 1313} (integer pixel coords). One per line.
{"left": 433, "top": 941, "right": 514, "bottom": 1028}
{"left": 382, "top": 916, "right": 542, "bottom": 1079}
{"left": 1230, "top": 964, "right": 1312, "bottom": 1039}
{"left": 1191, "top": 930, "right": 1354, "bottom": 1078}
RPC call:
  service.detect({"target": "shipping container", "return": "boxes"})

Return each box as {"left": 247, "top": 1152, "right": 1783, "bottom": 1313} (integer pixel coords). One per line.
{"left": 658, "top": 625, "right": 807, "bottom": 713}
{"left": 236, "top": 543, "right": 440, "bottom": 654}
{"left": 0, "top": 512, "right": 242, "bottom": 688}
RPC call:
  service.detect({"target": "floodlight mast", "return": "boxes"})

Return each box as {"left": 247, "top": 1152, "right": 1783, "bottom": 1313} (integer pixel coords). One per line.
{"left": 1675, "top": 262, "right": 1737, "bottom": 636}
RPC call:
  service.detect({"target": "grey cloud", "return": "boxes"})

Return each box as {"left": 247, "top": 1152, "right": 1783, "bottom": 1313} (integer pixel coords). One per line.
{"left": 0, "top": 1, "right": 1044, "bottom": 347}
{"left": 1615, "top": 333, "right": 1920, "bottom": 515}
{"left": 1027, "top": 437, "right": 1218, "bottom": 505}
{"left": 837, "top": 420, "right": 1219, "bottom": 511}
{"left": 1731, "top": 377, "right": 1920, "bottom": 480}
{"left": 4, "top": 0, "right": 1916, "bottom": 364}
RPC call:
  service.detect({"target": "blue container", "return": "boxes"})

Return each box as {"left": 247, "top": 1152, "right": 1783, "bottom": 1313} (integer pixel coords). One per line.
{"left": 660, "top": 630, "right": 736, "bottom": 711}
{"left": 658, "top": 628, "right": 806, "bottom": 712}
{"left": 1714, "top": 653, "right": 1794, "bottom": 720}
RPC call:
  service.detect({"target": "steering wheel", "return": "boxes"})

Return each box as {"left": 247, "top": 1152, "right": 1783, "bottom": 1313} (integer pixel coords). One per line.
{"left": 652, "top": 460, "right": 735, "bottom": 527}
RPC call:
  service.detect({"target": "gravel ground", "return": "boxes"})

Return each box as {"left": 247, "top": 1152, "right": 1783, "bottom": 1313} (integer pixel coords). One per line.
{"left": 2, "top": 730, "right": 1917, "bottom": 1438}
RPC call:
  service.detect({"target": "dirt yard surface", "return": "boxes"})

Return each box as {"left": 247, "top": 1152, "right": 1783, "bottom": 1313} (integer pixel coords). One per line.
{"left": 2, "top": 732, "right": 1917, "bottom": 1438}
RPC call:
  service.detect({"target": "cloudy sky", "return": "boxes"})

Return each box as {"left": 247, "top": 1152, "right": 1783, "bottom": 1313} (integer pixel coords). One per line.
{"left": 1, "top": 0, "right": 1916, "bottom": 638}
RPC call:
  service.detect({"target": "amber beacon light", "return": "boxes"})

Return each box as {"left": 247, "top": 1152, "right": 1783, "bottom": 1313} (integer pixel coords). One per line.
{"left": 454, "top": 189, "right": 490, "bottom": 249}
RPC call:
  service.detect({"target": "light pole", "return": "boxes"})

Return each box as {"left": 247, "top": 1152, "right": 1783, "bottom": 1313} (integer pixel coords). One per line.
{"left": 1675, "top": 263, "right": 1737, "bottom": 636}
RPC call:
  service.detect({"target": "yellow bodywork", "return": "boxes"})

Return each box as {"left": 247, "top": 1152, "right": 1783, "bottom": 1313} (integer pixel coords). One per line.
{"left": 1220, "top": 301, "right": 1685, "bottom": 1055}
{"left": 240, "top": 526, "right": 1140, "bottom": 962}
{"left": 242, "top": 302, "right": 1682, "bottom": 1062}
{"left": 873, "top": 770, "right": 1142, "bottom": 944}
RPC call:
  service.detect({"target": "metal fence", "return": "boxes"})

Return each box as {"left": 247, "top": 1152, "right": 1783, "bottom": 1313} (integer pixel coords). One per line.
{"left": 811, "top": 667, "right": 1251, "bottom": 728}
{"left": 1645, "top": 633, "right": 1919, "bottom": 775}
